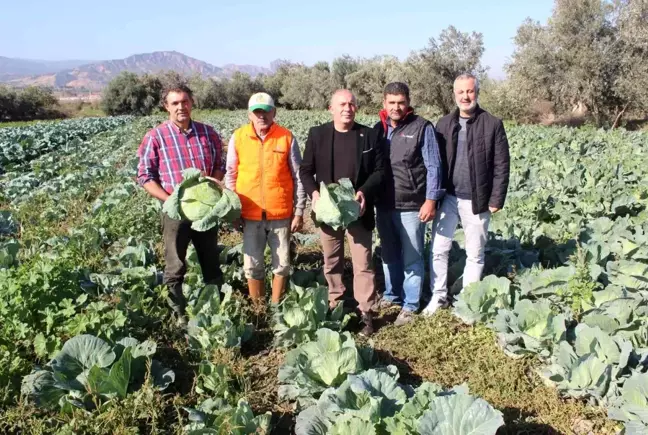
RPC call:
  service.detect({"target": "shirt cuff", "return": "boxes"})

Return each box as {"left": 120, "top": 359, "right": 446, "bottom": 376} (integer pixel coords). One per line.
{"left": 426, "top": 189, "right": 446, "bottom": 201}
{"left": 294, "top": 207, "right": 304, "bottom": 216}
{"left": 138, "top": 176, "right": 156, "bottom": 186}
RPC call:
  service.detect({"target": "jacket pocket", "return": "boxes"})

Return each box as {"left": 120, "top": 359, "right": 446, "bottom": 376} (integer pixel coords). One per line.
{"left": 406, "top": 168, "right": 417, "bottom": 190}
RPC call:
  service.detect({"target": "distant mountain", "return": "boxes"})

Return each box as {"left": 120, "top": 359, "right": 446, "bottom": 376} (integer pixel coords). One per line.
{"left": 0, "top": 51, "right": 273, "bottom": 91}
{"left": 0, "top": 57, "right": 92, "bottom": 80}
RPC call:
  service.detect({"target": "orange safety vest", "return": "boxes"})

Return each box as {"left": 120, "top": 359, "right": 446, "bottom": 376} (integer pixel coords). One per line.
{"left": 234, "top": 122, "right": 295, "bottom": 220}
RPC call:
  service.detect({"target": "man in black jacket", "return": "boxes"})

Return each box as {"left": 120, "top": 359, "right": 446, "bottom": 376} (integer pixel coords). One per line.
{"left": 422, "top": 73, "right": 510, "bottom": 316}
{"left": 374, "top": 82, "right": 444, "bottom": 326}
{"left": 300, "top": 89, "right": 385, "bottom": 336}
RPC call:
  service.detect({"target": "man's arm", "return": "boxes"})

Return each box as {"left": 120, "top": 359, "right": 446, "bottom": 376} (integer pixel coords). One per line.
{"left": 418, "top": 124, "right": 445, "bottom": 222}
{"left": 224, "top": 135, "right": 238, "bottom": 191}
{"left": 288, "top": 137, "right": 306, "bottom": 216}
{"left": 299, "top": 127, "right": 319, "bottom": 198}
{"left": 488, "top": 120, "right": 510, "bottom": 211}
{"left": 137, "top": 132, "right": 169, "bottom": 201}
{"left": 208, "top": 127, "right": 225, "bottom": 181}
{"left": 422, "top": 124, "right": 445, "bottom": 201}
{"left": 143, "top": 181, "right": 170, "bottom": 201}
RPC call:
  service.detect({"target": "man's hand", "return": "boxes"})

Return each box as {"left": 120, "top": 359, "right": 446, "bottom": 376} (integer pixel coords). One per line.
{"left": 291, "top": 215, "right": 304, "bottom": 232}
{"left": 204, "top": 176, "right": 225, "bottom": 189}
{"left": 489, "top": 206, "right": 500, "bottom": 214}
{"left": 419, "top": 199, "right": 436, "bottom": 223}
{"left": 211, "top": 169, "right": 225, "bottom": 181}
{"left": 355, "top": 191, "right": 366, "bottom": 216}
{"left": 311, "top": 191, "right": 320, "bottom": 210}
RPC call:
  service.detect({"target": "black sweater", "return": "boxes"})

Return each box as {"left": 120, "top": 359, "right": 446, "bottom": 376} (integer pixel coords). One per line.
{"left": 299, "top": 121, "right": 385, "bottom": 230}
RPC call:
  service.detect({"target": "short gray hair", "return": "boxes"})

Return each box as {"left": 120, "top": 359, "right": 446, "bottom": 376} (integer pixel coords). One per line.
{"left": 330, "top": 89, "right": 357, "bottom": 106}
{"left": 453, "top": 73, "right": 480, "bottom": 94}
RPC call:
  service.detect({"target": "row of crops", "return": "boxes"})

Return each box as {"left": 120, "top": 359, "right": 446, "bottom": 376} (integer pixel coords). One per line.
{"left": 0, "top": 112, "right": 647, "bottom": 434}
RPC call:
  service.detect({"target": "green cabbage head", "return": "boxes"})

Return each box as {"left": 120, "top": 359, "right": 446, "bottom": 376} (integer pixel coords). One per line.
{"left": 313, "top": 178, "right": 360, "bottom": 231}
{"left": 163, "top": 168, "right": 241, "bottom": 232}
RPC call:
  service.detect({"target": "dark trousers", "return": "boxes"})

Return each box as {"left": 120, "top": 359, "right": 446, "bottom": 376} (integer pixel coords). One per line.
{"left": 161, "top": 214, "right": 221, "bottom": 315}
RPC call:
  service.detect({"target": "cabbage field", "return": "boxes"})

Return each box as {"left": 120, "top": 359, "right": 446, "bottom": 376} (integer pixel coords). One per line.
{"left": 1, "top": 111, "right": 648, "bottom": 434}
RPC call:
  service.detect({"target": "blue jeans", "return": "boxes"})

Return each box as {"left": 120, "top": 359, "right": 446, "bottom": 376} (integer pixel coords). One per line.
{"left": 376, "top": 209, "right": 425, "bottom": 312}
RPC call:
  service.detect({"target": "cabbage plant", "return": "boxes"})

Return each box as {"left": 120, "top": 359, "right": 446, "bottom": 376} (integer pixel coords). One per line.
{"left": 273, "top": 284, "right": 351, "bottom": 348}
{"left": 183, "top": 397, "right": 272, "bottom": 435}
{"left": 493, "top": 299, "right": 566, "bottom": 358}
{"left": 21, "top": 334, "right": 174, "bottom": 412}
{"left": 278, "top": 328, "right": 374, "bottom": 408}
{"left": 608, "top": 371, "right": 648, "bottom": 433}
{"left": 453, "top": 276, "right": 515, "bottom": 325}
{"left": 295, "top": 366, "right": 504, "bottom": 435}
{"left": 538, "top": 341, "right": 612, "bottom": 402}
{"left": 163, "top": 168, "right": 241, "bottom": 231}
{"left": 186, "top": 284, "right": 253, "bottom": 353}
{"left": 313, "top": 178, "right": 360, "bottom": 231}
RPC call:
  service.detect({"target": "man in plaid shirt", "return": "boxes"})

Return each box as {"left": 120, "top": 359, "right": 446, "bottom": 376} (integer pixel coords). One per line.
{"left": 137, "top": 82, "right": 225, "bottom": 326}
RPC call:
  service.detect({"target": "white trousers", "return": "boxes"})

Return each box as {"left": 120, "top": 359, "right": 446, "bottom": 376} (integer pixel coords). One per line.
{"left": 431, "top": 195, "right": 490, "bottom": 300}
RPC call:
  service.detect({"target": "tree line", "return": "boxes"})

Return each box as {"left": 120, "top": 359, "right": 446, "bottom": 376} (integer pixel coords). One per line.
{"left": 2, "top": 0, "right": 647, "bottom": 127}
{"left": 102, "top": 0, "right": 648, "bottom": 128}
{"left": 0, "top": 86, "right": 63, "bottom": 122}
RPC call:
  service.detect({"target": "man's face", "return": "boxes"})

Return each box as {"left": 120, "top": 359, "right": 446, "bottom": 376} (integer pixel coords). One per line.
{"left": 164, "top": 91, "right": 192, "bottom": 124}
{"left": 248, "top": 108, "right": 275, "bottom": 132}
{"left": 329, "top": 91, "right": 357, "bottom": 125}
{"left": 454, "top": 78, "right": 478, "bottom": 114}
{"left": 383, "top": 93, "right": 409, "bottom": 121}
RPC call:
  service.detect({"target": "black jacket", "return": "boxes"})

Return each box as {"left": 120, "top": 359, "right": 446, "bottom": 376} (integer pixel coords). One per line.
{"left": 299, "top": 121, "right": 385, "bottom": 231}
{"left": 435, "top": 106, "right": 510, "bottom": 214}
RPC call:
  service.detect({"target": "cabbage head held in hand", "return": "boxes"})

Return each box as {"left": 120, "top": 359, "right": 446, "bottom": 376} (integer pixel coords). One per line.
{"left": 313, "top": 178, "right": 360, "bottom": 231}
{"left": 163, "top": 168, "right": 242, "bottom": 232}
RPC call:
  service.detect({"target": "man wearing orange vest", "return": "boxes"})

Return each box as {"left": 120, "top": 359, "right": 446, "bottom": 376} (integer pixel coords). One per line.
{"left": 225, "top": 92, "right": 306, "bottom": 305}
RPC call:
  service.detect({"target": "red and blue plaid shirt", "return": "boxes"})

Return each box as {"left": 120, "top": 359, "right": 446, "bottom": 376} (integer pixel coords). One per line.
{"left": 137, "top": 120, "right": 225, "bottom": 194}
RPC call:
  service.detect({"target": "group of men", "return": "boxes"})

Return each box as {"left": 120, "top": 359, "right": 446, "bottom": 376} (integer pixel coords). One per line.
{"left": 136, "top": 73, "right": 510, "bottom": 336}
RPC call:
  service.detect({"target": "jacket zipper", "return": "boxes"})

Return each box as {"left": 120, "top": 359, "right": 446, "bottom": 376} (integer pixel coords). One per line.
{"left": 259, "top": 135, "right": 266, "bottom": 217}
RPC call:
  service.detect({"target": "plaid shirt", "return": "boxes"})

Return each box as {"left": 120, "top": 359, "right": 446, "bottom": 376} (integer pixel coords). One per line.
{"left": 137, "top": 120, "right": 225, "bottom": 194}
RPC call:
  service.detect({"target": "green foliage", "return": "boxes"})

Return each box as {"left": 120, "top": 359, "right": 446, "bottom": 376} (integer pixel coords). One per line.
{"left": 295, "top": 366, "right": 504, "bottom": 435}
{"left": 0, "top": 115, "right": 133, "bottom": 171}
{"left": 278, "top": 328, "right": 375, "bottom": 408}
{"left": 506, "top": 0, "right": 648, "bottom": 126}
{"left": 183, "top": 398, "right": 272, "bottom": 434}
{"left": 493, "top": 299, "right": 567, "bottom": 358}
{"left": 0, "top": 85, "right": 63, "bottom": 122}
{"left": 21, "top": 334, "right": 174, "bottom": 412}
{"left": 163, "top": 168, "right": 242, "bottom": 231}
{"left": 313, "top": 178, "right": 361, "bottom": 231}
{"left": 452, "top": 276, "right": 515, "bottom": 326}
{"left": 608, "top": 372, "right": 648, "bottom": 432}
{"left": 273, "top": 282, "right": 352, "bottom": 348}
{"left": 186, "top": 284, "right": 253, "bottom": 353}
{"left": 101, "top": 71, "right": 162, "bottom": 116}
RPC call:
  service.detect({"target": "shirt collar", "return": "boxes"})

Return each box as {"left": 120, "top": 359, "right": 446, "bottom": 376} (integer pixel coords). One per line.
{"left": 167, "top": 120, "right": 195, "bottom": 135}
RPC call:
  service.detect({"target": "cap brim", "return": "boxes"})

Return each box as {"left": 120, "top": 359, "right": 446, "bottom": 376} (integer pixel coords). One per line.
{"left": 249, "top": 104, "right": 274, "bottom": 112}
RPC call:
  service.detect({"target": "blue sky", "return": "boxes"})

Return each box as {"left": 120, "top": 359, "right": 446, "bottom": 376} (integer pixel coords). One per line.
{"left": 1, "top": 0, "right": 554, "bottom": 78}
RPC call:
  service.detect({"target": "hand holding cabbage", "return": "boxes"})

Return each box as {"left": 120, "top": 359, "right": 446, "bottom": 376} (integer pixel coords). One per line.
{"left": 162, "top": 168, "right": 242, "bottom": 232}
{"left": 311, "top": 178, "right": 361, "bottom": 231}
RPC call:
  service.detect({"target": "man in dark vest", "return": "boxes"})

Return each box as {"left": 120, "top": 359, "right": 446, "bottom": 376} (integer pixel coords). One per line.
{"left": 374, "top": 82, "right": 444, "bottom": 326}
{"left": 422, "top": 73, "right": 510, "bottom": 316}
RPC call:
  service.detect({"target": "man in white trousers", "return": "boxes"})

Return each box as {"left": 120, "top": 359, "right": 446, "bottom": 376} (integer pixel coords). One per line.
{"left": 422, "top": 73, "right": 510, "bottom": 316}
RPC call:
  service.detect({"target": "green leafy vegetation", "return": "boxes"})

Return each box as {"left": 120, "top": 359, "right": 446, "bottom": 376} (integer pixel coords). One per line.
{"left": 2, "top": 111, "right": 647, "bottom": 434}
{"left": 163, "top": 168, "right": 242, "bottom": 231}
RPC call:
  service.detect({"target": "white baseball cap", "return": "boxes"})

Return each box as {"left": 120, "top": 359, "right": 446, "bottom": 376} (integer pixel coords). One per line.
{"left": 248, "top": 92, "right": 275, "bottom": 112}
